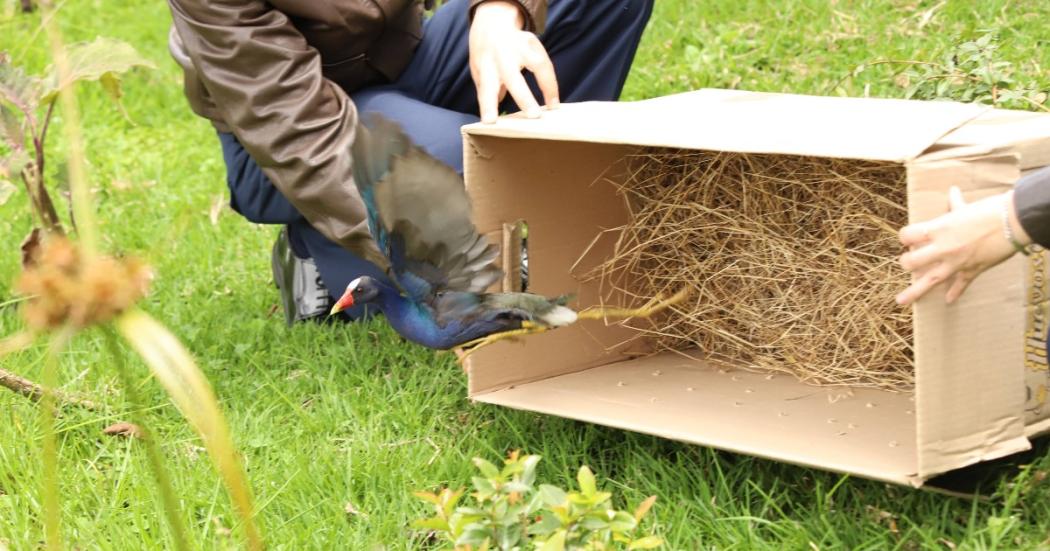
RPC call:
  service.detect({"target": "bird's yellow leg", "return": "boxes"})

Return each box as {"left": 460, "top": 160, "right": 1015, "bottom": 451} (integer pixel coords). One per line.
{"left": 454, "top": 321, "right": 549, "bottom": 362}
{"left": 576, "top": 287, "right": 689, "bottom": 321}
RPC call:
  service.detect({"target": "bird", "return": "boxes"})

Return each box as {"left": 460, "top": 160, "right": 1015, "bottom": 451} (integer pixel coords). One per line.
{"left": 329, "top": 114, "right": 684, "bottom": 358}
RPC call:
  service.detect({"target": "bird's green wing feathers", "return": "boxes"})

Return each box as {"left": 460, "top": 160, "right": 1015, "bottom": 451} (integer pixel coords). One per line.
{"left": 351, "top": 115, "right": 501, "bottom": 300}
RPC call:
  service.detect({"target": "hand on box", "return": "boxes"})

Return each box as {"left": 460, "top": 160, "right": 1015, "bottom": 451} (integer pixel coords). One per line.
{"left": 896, "top": 187, "right": 1030, "bottom": 306}
{"left": 469, "top": 0, "right": 560, "bottom": 123}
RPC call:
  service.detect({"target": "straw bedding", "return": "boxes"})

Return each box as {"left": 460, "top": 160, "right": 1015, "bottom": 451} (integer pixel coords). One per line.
{"left": 586, "top": 148, "right": 914, "bottom": 391}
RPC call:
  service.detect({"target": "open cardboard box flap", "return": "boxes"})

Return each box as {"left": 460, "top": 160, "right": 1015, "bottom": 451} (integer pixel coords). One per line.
{"left": 461, "top": 89, "right": 1050, "bottom": 487}
{"left": 466, "top": 89, "right": 988, "bottom": 162}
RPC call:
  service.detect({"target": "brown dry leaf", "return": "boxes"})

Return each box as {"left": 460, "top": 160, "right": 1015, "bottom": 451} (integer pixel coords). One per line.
{"left": 916, "top": 1, "right": 945, "bottom": 30}
{"left": 209, "top": 194, "right": 226, "bottom": 226}
{"left": 110, "top": 179, "right": 133, "bottom": 191}
{"left": 345, "top": 501, "right": 368, "bottom": 519}
{"left": 20, "top": 228, "right": 42, "bottom": 269}
{"left": 102, "top": 422, "right": 143, "bottom": 439}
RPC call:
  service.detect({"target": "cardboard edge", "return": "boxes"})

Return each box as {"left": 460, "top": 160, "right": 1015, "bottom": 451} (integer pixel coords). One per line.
{"left": 464, "top": 91, "right": 992, "bottom": 164}
{"left": 1025, "top": 417, "right": 1050, "bottom": 439}
{"left": 906, "top": 149, "right": 1028, "bottom": 479}
{"left": 468, "top": 391, "right": 924, "bottom": 488}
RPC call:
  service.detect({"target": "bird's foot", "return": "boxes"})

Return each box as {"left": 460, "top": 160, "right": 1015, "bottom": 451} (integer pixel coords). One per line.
{"left": 576, "top": 287, "right": 690, "bottom": 321}
{"left": 453, "top": 321, "right": 549, "bottom": 366}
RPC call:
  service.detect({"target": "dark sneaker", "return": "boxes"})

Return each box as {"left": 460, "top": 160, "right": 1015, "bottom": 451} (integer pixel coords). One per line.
{"left": 271, "top": 227, "right": 334, "bottom": 326}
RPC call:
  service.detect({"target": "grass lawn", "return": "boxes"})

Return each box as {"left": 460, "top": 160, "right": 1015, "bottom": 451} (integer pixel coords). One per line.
{"left": 2, "top": 0, "right": 1050, "bottom": 549}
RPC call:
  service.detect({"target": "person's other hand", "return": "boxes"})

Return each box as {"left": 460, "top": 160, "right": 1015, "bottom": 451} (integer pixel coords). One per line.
{"left": 896, "top": 187, "right": 1030, "bottom": 306}
{"left": 469, "top": 0, "right": 559, "bottom": 123}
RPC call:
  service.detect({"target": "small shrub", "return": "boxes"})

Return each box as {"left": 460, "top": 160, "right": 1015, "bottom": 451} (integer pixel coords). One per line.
{"left": 414, "top": 452, "right": 663, "bottom": 550}
{"left": 900, "top": 31, "right": 1047, "bottom": 110}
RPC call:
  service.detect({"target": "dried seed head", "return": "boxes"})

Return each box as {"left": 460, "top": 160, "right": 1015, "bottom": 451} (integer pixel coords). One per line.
{"left": 16, "top": 235, "right": 152, "bottom": 330}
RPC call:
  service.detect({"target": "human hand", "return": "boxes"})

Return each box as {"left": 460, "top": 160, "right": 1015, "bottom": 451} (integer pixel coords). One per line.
{"left": 895, "top": 187, "right": 1031, "bottom": 306}
{"left": 469, "top": 0, "right": 559, "bottom": 123}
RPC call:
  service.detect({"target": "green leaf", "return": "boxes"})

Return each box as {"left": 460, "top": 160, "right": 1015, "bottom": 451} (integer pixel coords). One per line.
{"left": 568, "top": 491, "right": 595, "bottom": 506}
{"left": 491, "top": 499, "right": 509, "bottom": 523}
{"left": 579, "top": 515, "right": 609, "bottom": 531}
{"left": 497, "top": 525, "right": 521, "bottom": 550}
{"left": 608, "top": 511, "right": 637, "bottom": 532}
{"left": 527, "top": 514, "right": 562, "bottom": 536}
{"left": 412, "top": 516, "right": 450, "bottom": 532}
{"left": 40, "top": 37, "right": 155, "bottom": 103}
{"left": 539, "top": 484, "right": 568, "bottom": 507}
{"left": 0, "top": 179, "right": 16, "bottom": 206}
{"left": 577, "top": 466, "right": 597, "bottom": 497}
{"left": 2, "top": 148, "right": 30, "bottom": 179}
{"left": 440, "top": 488, "right": 464, "bottom": 517}
{"left": 473, "top": 457, "right": 501, "bottom": 479}
{"left": 472, "top": 476, "right": 496, "bottom": 500}
{"left": 0, "top": 103, "right": 23, "bottom": 148}
{"left": 0, "top": 60, "right": 41, "bottom": 113}
{"left": 628, "top": 536, "right": 664, "bottom": 550}
{"left": 455, "top": 526, "right": 492, "bottom": 547}
{"left": 503, "top": 481, "right": 532, "bottom": 494}
{"left": 99, "top": 72, "right": 122, "bottom": 102}
{"left": 539, "top": 529, "right": 567, "bottom": 551}
{"left": 521, "top": 454, "right": 541, "bottom": 486}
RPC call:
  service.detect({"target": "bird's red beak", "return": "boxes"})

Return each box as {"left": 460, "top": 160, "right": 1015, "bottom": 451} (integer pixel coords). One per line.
{"left": 330, "top": 291, "right": 354, "bottom": 316}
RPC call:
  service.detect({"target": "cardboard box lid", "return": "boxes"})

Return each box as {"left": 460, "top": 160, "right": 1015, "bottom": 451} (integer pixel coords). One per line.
{"left": 466, "top": 89, "right": 988, "bottom": 163}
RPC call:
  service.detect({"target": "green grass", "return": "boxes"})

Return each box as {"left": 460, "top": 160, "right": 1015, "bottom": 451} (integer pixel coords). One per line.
{"left": 2, "top": 0, "right": 1050, "bottom": 549}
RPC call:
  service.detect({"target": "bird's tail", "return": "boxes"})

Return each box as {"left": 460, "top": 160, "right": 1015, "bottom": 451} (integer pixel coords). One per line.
{"left": 575, "top": 287, "right": 689, "bottom": 321}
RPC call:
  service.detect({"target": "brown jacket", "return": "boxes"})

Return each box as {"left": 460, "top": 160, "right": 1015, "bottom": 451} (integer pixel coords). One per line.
{"left": 167, "top": 0, "right": 547, "bottom": 261}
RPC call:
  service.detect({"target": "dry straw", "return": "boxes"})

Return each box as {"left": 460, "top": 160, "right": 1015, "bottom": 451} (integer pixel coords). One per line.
{"left": 586, "top": 148, "right": 914, "bottom": 391}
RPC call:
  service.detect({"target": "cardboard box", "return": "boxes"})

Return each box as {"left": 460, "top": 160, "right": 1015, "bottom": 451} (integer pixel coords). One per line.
{"left": 461, "top": 89, "right": 1050, "bottom": 487}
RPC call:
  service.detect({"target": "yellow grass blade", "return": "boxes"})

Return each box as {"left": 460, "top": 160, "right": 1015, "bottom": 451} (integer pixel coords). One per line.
{"left": 103, "top": 329, "right": 191, "bottom": 551}
{"left": 115, "top": 309, "right": 263, "bottom": 550}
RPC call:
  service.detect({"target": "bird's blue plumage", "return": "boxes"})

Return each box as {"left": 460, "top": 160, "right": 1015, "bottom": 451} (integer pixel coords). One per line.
{"left": 343, "top": 115, "right": 570, "bottom": 350}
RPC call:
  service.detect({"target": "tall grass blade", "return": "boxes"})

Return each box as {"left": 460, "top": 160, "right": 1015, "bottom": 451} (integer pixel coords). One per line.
{"left": 115, "top": 309, "right": 263, "bottom": 550}
{"left": 38, "top": 0, "right": 97, "bottom": 255}
{"left": 103, "top": 328, "right": 192, "bottom": 551}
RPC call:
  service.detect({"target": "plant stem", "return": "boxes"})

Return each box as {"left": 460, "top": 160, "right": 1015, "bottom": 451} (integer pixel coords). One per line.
{"left": 0, "top": 367, "right": 98, "bottom": 410}
{"left": 38, "top": 1, "right": 96, "bottom": 256}
{"left": 20, "top": 163, "right": 64, "bottom": 235}
{"left": 39, "top": 328, "right": 72, "bottom": 551}
{"left": 104, "top": 329, "right": 192, "bottom": 551}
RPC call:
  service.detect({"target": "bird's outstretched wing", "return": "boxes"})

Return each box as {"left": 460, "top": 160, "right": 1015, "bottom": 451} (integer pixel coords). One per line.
{"left": 351, "top": 115, "right": 501, "bottom": 302}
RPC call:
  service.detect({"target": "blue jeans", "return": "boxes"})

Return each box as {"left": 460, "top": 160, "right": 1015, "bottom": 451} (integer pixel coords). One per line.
{"left": 219, "top": 0, "right": 654, "bottom": 318}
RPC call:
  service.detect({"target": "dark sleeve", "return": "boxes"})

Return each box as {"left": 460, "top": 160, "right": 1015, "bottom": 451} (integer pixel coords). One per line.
{"left": 1014, "top": 165, "right": 1050, "bottom": 248}
{"left": 167, "top": 0, "right": 386, "bottom": 267}
{"left": 469, "top": 0, "right": 548, "bottom": 33}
